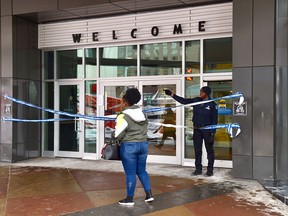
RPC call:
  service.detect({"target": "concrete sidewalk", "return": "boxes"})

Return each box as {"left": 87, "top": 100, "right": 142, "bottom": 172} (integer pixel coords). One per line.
{"left": 0, "top": 158, "right": 287, "bottom": 216}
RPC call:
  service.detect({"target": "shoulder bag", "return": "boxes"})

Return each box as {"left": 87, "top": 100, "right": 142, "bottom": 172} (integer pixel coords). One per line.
{"left": 101, "top": 140, "right": 121, "bottom": 160}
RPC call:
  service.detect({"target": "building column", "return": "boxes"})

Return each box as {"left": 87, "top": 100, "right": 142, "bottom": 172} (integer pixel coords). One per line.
{"left": 233, "top": 0, "right": 277, "bottom": 179}
{"left": 275, "top": 0, "right": 288, "bottom": 180}
{"left": 1, "top": 0, "right": 13, "bottom": 162}
{"left": 1, "top": 0, "right": 42, "bottom": 162}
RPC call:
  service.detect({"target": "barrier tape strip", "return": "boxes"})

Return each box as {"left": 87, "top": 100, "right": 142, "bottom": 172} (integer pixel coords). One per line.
{"left": 149, "top": 122, "right": 241, "bottom": 138}
{"left": 2, "top": 92, "right": 244, "bottom": 138}
{"left": 143, "top": 92, "right": 244, "bottom": 113}
{"left": 2, "top": 95, "right": 115, "bottom": 121}
{"left": 149, "top": 122, "right": 187, "bottom": 129}
{"left": 1, "top": 117, "right": 73, "bottom": 122}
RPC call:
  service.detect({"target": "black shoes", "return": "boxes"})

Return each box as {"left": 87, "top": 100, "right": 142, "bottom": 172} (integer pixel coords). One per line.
{"left": 118, "top": 196, "right": 134, "bottom": 206}
{"left": 204, "top": 171, "right": 213, "bottom": 177}
{"left": 192, "top": 170, "right": 202, "bottom": 176}
{"left": 119, "top": 192, "right": 155, "bottom": 206}
{"left": 145, "top": 190, "right": 154, "bottom": 202}
{"left": 192, "top": 170, "right": 213, "bottom": 177}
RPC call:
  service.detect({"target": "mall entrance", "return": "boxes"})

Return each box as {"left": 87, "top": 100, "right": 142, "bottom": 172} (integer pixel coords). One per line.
{"left": 42, "top": 34, "right": 233, "bottom": 168}
{"left": 45, "top": 75, "right": 234, "bottom": 168}
{"left": 99, "top": 79, "right": 182, "bottom": 164}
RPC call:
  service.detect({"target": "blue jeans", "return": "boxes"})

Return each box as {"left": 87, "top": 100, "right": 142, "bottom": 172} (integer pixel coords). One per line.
{"left": 120, "top": 141, "right": 151, "bottom": 197}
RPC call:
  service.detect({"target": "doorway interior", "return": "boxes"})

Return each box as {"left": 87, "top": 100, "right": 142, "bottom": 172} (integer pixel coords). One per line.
{"left": 99, "top": 79, "right": 182, "bottom": 164}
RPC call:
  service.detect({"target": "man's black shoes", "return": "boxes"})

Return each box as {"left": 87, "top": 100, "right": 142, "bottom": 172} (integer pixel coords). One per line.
{"left": 192, "top": 170, "right": 213, "bottom": 177}
{"left": 192, "top": 170, "right": 202, "bottom": 176}
{"left": 204, "top": 171, "right": 213, "bottom": 177}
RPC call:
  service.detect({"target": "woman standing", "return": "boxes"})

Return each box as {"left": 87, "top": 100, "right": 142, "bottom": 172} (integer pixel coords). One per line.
{"left": 113, "top": 88, "right": 154, "bottom": 206}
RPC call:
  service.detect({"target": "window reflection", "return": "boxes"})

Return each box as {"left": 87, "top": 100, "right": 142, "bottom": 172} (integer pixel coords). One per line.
{"left": 104, "top": 86, "right": 135, "bottom": 141}
{"left": 44, "top": 37, "right": 232, "bottom": 159}
{"left": 204, "top": 37, "right": 232, "bottom": 73}
{"left": 85, "top": 48, "right": 97, "bottom": 78}
{"left": 208, "top": 81, "right": 232, "bottom": 160}
{"left": 140, "top": 42, "right": 182, "bottom": 76}
{"left": 57, "top": 49, "right": 83, "bottom": 79}
{"left": 44, "top": 51, "right": 54, "bottom": 80}
{"left": 85, "top": 81, "right": 97, "bottom": 153}
{"left": 185, "top": 40, "right": 200, "bottom": 74}
{"left": 143, "top": 84, "right": 177, "bottom": 156}
{"left": 100, "top": 45, "right": 137, "bottom": 77}
{"left": 184, "top": 77, "right": 200, "bottom": 159}
{"left": 59, "top": 85, "right": 79, "bottom": 151}
{"left": 44, "top": 82, "right": 54, "bottom": 151}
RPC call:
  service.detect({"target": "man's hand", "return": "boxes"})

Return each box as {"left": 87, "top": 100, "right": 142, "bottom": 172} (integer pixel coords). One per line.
{"left": 164, "top": 89, "right": 172, "bottom": 96}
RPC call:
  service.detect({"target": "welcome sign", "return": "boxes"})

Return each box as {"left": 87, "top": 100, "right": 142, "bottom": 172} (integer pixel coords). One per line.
{"left": 38, "top": 3, "right": 232, "bottom": 48}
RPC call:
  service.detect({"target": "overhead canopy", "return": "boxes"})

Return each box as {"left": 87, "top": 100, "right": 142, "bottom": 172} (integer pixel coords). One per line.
{"left": 9, "top": 0, "right": 231, "bottom": 23}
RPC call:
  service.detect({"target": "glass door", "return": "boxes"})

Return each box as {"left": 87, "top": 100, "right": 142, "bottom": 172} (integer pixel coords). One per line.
{"left": 99, "top": 79, "right": 181, "bottom": 164}
{"left": 204, "top": 79, "right": 233, "bottom": 168}
{"left": 98, "top": 81, "right": 138, "bottom": 158}
{"left": 55, "top": 81, "right": 84, "bottom": 158}
{"left": 139, "top": 80, "right": 181, "bottom": 164}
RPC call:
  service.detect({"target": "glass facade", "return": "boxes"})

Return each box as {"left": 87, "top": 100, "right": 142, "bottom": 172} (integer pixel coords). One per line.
{"left": 44, "top": 51, "right": 54, "bottom": 79}
{"left": 103, "top": 85, "right": 135, "bottom": 142}
{"left": 59, "top": 85, "right": 79, "bottom": 151}
{"left": 143, "top": 84, "right": 177, "bottom": 156}
{"left": 85, "top": 48, "right": 97, "bottom": 78}
{"left": 185, "top": 40, "right": 200, "bottom": 74}
{"left": 204, "top": 37, "right": 232, "bottom": 73}
{"left": 43, "top": 82, "right": 54, "bottom": 151}
{"left": 85, "top": 81, "right": 97, "bottom": 153}
{"left": 43, "top": 36, "right": 232, "bottom": 164}
{"left": 57, "top": 49, "right": 83, "bottom": 79}
{"left": 208, "top": 81, "right": 233, "bottom": 160}
{"left": 100, "top": 45, "right": 137, "bottom": 77}
{"left": 140, "top": 42, "right": 182, "bottom": 76}
{"left": 184, "top": 77, "right": 200, "bottom": 159}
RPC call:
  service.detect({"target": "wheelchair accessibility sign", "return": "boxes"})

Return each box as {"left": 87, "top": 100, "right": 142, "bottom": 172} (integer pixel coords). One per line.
{"left": 233, "top": 101, "right": 247, "bottom": 116}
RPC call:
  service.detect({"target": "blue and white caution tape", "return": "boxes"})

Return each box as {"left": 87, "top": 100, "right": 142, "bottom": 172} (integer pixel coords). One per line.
{"left": 149, "top": 122, "right": 187, "bottom": 129}
{"left": 3, "top": 95, "right": 116, "bottom": 121}
{"left": 149, "top": 122, "right": 241, "bottom": 138}
{"left": 2, "top": 116, "right": 118, "bottom": 122}
{"left": 200, "top": 123, "right": 241, "bottom": 138}
{"left": 3, "top": 92, "right": 243, "bottom": 120}
{"left": 1, "top": 117, "right": 73, "bottom": 122}
{"left": 2, "top": 93, "right": 243, "bottom": 138}
{"left": 143, "top": 92, "right": 244, "bottom": 113}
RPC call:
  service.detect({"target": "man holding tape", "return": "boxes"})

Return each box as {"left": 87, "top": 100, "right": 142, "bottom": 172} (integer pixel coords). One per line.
{"left": 164, "top": 86, "right": 218, "bottom": 177}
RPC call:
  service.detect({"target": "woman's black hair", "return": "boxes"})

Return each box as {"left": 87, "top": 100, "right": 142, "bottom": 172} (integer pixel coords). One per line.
{"left": 123, "top": 88, "right": 141, "bottom": 106}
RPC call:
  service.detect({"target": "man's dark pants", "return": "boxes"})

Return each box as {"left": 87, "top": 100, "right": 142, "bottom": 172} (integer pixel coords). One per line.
{"left": 193, "top": 129, "right": 215, "bottom": 173}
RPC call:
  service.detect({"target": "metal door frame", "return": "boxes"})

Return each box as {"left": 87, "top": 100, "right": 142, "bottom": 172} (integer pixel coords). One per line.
{"left": 54, "top": 80, "right": 84, "bottom": 158}
{"left": 98, "top": 78, "right": 182, "bottom": 164}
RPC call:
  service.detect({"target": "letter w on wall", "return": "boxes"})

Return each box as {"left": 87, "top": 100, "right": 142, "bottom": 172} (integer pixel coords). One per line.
{"left": 72, "top": 34, "right": 81, "bottom": 43}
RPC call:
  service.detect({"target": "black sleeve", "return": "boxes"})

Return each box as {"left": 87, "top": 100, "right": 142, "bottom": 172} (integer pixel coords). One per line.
{"left": 172, "top": 94, "right": 199, "bottom": 105}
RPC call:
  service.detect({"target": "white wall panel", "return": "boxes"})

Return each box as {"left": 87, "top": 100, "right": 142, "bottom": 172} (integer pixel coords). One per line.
{"left": 39, "top": 2, "right": 232, "bottom": 49}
